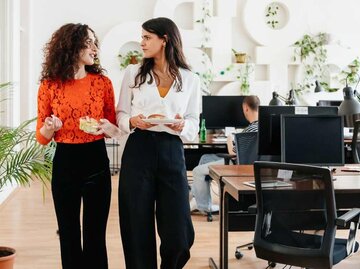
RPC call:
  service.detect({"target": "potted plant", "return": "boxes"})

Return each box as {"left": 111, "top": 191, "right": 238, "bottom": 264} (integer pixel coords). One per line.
{"left": 0, "top": 82, "right": 54, "bottom": 269}
{"left": 232, "top": 49, "right": 247, "bottom": 63}
{"left": 118, "top": 50, "right": 143, "bottom": 70}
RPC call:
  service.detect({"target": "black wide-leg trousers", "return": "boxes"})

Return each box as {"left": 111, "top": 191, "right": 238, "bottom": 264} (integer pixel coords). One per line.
{"left": 119, "top": 130, "right": 194, "bottom": 269}
{"left": 52, "top": 139, "right": 111, "bottom": 269}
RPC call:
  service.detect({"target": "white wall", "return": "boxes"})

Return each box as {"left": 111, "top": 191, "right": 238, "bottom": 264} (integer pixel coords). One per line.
{"left": 22, "top": 0, "right": 360, "bottom": 118}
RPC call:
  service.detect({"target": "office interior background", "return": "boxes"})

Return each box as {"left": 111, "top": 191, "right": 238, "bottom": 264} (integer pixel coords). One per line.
{"left": 1, "top": 0, "right": 360, "bottom": 267}
{"left": 1, "top": 0, "right": 360, "bottom": 211}
{"left": 2, "top": 0, "right": 360, "bottom": 209}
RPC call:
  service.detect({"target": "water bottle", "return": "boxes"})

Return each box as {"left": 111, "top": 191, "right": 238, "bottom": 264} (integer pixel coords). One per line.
{"left": 200, "top": 119, "right": 207, "bottom": 143}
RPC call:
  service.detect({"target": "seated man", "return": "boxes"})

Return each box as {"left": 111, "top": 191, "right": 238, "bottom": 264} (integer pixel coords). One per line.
{"left": 190, "top": 95, "right": 260, "bottom": 212}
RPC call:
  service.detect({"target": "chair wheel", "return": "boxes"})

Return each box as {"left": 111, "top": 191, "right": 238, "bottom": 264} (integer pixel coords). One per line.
{"left": 248, "top": 245, "right": 253, "bottom": 250}
{"left": 268, "top": 261, "right": 276, "bottom": 268}
{"left": 235, "top": 250, "right": 243, "bottom": 259}
{"left": 207, "top": 215, "right": 213, "bottom": 222}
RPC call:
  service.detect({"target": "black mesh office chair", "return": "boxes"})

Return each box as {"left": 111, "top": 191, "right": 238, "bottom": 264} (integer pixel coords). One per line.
{"left": 232, "top": 131, "right": 259, "bottom": 259}
{"left": 351, "top": 119, "right": 360, "bottom": 163}
{"left": 204, "top": 131, "right": 258, "bottom": 222}
{"left": 234, "top": 132, "right": 258, "bottom": 164}
{"left": 253, "top": 161, "right": 360, "bottom": 269}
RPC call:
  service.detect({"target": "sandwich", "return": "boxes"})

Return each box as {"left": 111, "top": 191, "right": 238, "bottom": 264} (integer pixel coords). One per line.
{"left": 79, "top": 117, "right": 99, "bottom": 133}
{"left": 147, "top": 114, "right": 166, "bottom": 119}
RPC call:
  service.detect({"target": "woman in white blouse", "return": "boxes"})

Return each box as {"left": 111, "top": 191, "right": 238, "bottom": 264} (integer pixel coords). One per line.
{"left": 116, "top": 17, "right": 200, "bottom": 269}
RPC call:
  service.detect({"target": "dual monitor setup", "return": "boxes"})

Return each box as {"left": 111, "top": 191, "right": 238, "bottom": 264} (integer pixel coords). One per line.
{"left": 202, "top": 96, "right": 344, "bottom": 166}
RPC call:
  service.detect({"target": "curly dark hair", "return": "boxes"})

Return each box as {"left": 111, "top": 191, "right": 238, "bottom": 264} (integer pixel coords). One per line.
{"left": 40, "top": 23, "right": 105, "bottom": 82}
{"left": 133, "top": 17, "right": 190, "bottom": 92}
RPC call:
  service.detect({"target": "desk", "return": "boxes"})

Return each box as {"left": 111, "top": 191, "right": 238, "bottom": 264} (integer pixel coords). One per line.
{"left": 208, "top": 165, "right": 254, "bottom": 269}
{"left": 208, "top": 164, "right": 360, "bottom": 269}
{"left": 182, "top": 134, "right": 227, "bottom": 170}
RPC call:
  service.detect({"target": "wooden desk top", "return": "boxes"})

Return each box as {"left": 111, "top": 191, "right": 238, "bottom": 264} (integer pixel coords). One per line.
{"left": 222, "top": 174, "right": 360, "bottom": 202}
{"left": 209, "top": 165, "right": 254, "bottom": 182}
{"left": 209, "top": 164, "right": 360, "bottom": 182}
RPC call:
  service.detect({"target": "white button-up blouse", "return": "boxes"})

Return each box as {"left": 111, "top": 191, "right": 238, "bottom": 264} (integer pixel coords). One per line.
{"left": 116, "top": 64, "right": 200, "bottom": 141}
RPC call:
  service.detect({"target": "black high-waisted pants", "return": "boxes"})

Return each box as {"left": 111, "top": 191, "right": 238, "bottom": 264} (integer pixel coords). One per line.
{"left": 52, "top": 139, "right": 111, "bottom": 269}
{"left": 119, "top": 130, "right": 194, "bottom": 269}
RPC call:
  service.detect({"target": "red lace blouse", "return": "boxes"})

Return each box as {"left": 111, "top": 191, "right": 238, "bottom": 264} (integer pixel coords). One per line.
{"left": 36, "top": 73, "right": 116, "bottom": 145}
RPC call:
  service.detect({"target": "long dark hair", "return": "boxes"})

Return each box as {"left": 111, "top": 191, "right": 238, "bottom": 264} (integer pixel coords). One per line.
{"left": 133, "top": 17, "right": 190, "bottom": 92}
{"left": 40, "top": 23, "right": 105, "bottom": 82}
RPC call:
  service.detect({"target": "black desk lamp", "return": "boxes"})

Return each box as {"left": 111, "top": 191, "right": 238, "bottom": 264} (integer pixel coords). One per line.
{"left": 269, "top": 89, "right": 298, "bottom": 106}
{"left": 269, "top": 92, "right": 283, "bottom": 105}
{"left": 338, "top": 72, "right": 360, "bottom": 127}
{"left": 314, "top": 80, "right": 324, "bottom": 92}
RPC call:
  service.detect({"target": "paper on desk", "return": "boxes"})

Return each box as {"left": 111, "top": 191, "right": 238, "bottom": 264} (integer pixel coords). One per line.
{"left": 342, "top": 166, "right": 360, "bottom": 172}
{"left": 212, "top": 137, "right": 227, "bottom": 142}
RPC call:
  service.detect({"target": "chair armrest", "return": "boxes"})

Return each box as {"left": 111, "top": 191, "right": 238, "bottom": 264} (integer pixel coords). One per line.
{"left": 336, "top": 208, "right": 360, "bottom": 227}
{"left": 216, "top": 153, "right": 236, "bottom": 165}
{"left": 248, "top": 204, "right": 257, "bottom": 214}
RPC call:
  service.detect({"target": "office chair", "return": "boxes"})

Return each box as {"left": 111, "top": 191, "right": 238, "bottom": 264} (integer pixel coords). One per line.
{"left": 232, "top": 131, "right": 259, "bottom": 259}
{"left": 351, "top": 119, "right": 360, "bottom": 163}
{"left": 204, "top": 132, "right": 258, "bottom": 223}
{"left": 253, "top": 161, "right": 360, "bottom": 269}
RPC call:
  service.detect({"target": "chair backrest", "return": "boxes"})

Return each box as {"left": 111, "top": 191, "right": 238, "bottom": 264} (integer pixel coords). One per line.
{"left": 234, "top": 131, "right": 258, "bottom": 164}
{"left": 351, "top": 119, "right": 360, "bottom": 164}
{"left": 253, "top": 161, "right": 337, "bottom": 269}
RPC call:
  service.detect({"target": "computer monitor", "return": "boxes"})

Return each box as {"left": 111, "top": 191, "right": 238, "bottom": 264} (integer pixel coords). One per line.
{"left": 316, "top": 100, "right": 342, "bottom": 107}
{"left": 281, "top": 115, "right": 344, "bottom": 166}
{"left": 201, "top": 96, "right": 249, "bottom": 129}
{"left": 258, "top": 106, "right": 338, "bottom": 156}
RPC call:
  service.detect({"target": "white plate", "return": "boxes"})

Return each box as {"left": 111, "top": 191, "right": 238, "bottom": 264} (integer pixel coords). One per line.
{"left": 143, "top": 118, "right": 182, "bottom": 124}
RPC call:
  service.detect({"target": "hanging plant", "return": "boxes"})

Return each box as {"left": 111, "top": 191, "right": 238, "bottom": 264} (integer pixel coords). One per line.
{"left": 340, "top": 58, "right": 360, "bottom": 87}
{"left": 195, "top": 0, "right": 212, "bottom": 49}
{"left": 195, "top": 51, "right": 214, "bottom": 95}
{"left": 293, "top": 32, "right": 329, "bottom": 92}
{"left": 194, "top": 0, "right": 213, "bottom": 95}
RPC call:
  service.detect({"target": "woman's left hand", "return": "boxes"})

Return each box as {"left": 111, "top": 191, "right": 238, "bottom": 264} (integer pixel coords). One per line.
{"left": 165, "top": 114, "right": 185, "bottom": 132}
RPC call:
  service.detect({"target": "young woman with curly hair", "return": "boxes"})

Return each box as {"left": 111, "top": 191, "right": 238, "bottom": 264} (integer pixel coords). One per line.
{"left": 36, "top": 23, "right": 119, "bottom": 269}
{"left": 116, "top": 17, "right": 200, "bottom": 269}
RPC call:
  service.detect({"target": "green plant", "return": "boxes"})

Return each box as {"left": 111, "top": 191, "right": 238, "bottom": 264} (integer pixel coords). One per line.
{"left": 118, "top": 50, "right": 143, "bottom": 70}
{"left": 237, "top": 63, "right": 253, "bottom": 95}
{"left": 219, "top": 62, "right": 254, "bottom": 95}
{"left": 194, "top": 0, "right": 213, "bottom": 95}
{"left": 195, "top": 0, "right": 212, "bottom": 48}
{"left": 195, "top": 51, "right": 214, "bottom": 95}
{"left": 265, "top": 3, "right": 279, "bottom": 29}
{"left": 293, "top": 32, "right": 328, "bottom": 92}
{"left": 340, "top": 58, "right": 360, "bottom": 87}
{"left": 0, "top": 83, "right": 53, "bottom": 191}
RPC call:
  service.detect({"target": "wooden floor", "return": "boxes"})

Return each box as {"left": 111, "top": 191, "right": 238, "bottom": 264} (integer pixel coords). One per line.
{"left": 0, "top": 177, "right": 359, "bottom": 269}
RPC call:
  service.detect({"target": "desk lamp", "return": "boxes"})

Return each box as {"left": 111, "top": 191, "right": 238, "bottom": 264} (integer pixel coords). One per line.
{"left": 269, "top": 89, "right": 298, "bottom": 106}
{"left": 338, "top": 72, "right": 360, "bottom": 127}
{"left": 314, "top": 80, "right": 324, "bottom": 92}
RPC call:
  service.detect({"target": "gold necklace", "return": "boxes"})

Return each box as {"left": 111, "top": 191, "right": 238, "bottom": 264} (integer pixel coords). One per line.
{"left": 154, "top": 71, "right": 171, "bottom": 81}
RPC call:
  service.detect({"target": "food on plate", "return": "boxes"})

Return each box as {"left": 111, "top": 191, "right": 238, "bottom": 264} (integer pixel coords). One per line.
{"left": 79, "top": 117, "right": 99, "bottom": 133}
{"left": 147, "top": 114, "right": 166, "bottom": 119}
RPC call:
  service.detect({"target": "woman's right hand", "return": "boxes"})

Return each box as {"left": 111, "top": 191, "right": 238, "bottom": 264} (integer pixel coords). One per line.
{"left": 40, "top": 115, "right": 63, "bottom": 139}
{"left": 130, "top": 114, "right": 154, "bottom": 130}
